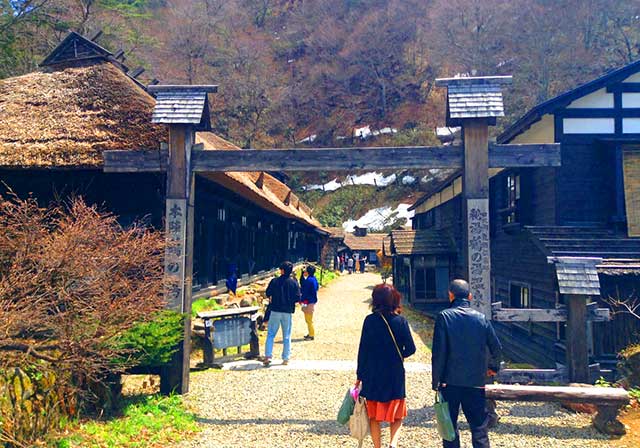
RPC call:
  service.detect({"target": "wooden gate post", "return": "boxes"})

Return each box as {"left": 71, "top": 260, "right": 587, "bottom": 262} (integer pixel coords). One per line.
{"left": 149, "top": 84, "right": 218, "bottom": 395}
{"left": 462, "top": 119, "right": 492, "bottom": 318}
{"left": 435, "top": 76, "right": 512, "bottom": 319}
{"left": 162, "top": 124, "right": 196, "bottom": 394}
{"left": 566, "top": 294, "right": 590, "bottom": 383}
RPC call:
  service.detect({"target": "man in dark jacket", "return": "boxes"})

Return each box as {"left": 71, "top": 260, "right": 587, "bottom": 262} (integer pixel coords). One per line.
{"left": 263, "top": 261, "right": 301, "bottom": 367}
{"left": 432, "top": 279, "right": 502, "bottom": 448}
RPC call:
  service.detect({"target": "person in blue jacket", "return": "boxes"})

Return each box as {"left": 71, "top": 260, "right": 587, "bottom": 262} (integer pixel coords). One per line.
{"left": 226, "top": 264, "right": 238, "bottom": 295}
{"left": 300, "top": 265, "right": 319, "bottom": 340}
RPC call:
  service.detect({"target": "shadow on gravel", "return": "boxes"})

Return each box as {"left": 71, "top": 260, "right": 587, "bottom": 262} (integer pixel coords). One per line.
{"left": 192, "top": 417, "right": 348, "bottom": 435}
{"left": 505, "top": 403, "right": 562, "bottom": 418}
{"left": 490, "top": 421, "right": 608, "bottom": 440}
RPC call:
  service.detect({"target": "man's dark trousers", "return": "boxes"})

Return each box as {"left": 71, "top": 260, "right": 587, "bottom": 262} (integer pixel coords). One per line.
{"left": 441, "top": 385, "right": 490, "bottom": 448}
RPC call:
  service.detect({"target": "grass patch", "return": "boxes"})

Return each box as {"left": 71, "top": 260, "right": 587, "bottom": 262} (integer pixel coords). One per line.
{"left": 191, "top": 297, "right": 225, "bottom": 317}
{"left": 57, "top": 394, "right": 199, "bottom": 448}
{"left": 317, "top": 268, "right": 338, "bottom": 287}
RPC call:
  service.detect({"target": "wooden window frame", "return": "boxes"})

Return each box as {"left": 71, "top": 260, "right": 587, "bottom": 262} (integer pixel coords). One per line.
{"left": 499, "top": 173, "right": 520, "bottom": 225}
{"left": 509, "top": 280, "right": 532, "bottom": 333}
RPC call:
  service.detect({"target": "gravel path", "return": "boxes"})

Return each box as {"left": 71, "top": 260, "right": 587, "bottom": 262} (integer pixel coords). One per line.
{"left": 177, "top": 273, "right": 622, "bottom": 447}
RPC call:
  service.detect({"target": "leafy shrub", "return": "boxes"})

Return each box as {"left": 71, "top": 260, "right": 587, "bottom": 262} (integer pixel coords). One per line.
{"left": 0, "top": 196, "right": 167, "bottom": 445}
{"left": 112, "top": 311, "right": 184, "bottom": 368}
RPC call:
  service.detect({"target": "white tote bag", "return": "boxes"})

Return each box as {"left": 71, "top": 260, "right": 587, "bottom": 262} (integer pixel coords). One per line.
{"left": 349, "top": 396, "right": 370, "bottom": 447}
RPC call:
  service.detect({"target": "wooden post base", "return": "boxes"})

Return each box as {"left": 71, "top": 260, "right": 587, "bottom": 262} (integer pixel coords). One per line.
{"left": 160, "top": 348, "right": 184, "bottom": 395}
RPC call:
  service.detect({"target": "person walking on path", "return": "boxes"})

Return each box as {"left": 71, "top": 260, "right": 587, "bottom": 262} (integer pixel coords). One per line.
{"left": 300, "top": 265, "right": 319, "bottom": 340}
{"left": 355, "top": 254, "right": 361, "bottom": 273}
{"left": 360, "top": 256, "right": 366, "bottom": 273}
{"left": 263, "top": 261, "right": 301, "bottom": 367}
{"left": 356, "top": 284, "right": 416, "bottom": 448}
{"left": 347, "top": 255, "right": 354, "bottom": 274}
{"left": 432, "top": 279, "right": 502, "bottom": 448}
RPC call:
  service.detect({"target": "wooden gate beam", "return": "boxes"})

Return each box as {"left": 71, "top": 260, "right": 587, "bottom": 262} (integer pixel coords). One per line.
{"left": 103, "top": 143, "right": 560, "bottom": 173}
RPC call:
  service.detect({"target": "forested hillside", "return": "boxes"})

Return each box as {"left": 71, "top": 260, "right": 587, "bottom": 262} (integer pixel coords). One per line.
{"left": 4, "top": 0, "right": 638, "bottom": 227}
{"left": 3, "top": 0, "right": 639, "bottom": 151}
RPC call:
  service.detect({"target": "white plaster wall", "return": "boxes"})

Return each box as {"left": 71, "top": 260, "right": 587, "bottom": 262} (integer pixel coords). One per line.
{"left": 566, "top": 88, "right": 614, "bottom": 109}
{"left": 623, "top": 118, "right": 640, "bottom": 134}
{"left": 563, "top": 118, "right": 614, "bottom": 134}
{"left": 623, "top": 72, "right": 640, "bottom": 83}
{"left": 512, "top": 114, "right": 555, "bottom": 144}
{"left": 622, "top": 93, "right": 640, "bottom": 108}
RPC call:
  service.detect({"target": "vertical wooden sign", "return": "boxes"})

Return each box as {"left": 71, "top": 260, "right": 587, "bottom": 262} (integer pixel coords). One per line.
{"left": 463, "top": 119, "right": 491, "bottom": 318}
{"left": 467, "top": 199, "right": 491, "bottom": 316}
{"left": 165, "top": 199, "right": 187, "bottom": 310}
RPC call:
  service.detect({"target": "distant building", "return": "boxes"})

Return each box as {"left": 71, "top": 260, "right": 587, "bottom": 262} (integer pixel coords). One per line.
{"left": 321, "top": 226, "right": 385, "bottom": 267}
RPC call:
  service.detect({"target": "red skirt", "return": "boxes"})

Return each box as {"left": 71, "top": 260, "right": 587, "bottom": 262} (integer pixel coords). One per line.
{"left": 366, "top": 399, "right": 407, "bottom": 423}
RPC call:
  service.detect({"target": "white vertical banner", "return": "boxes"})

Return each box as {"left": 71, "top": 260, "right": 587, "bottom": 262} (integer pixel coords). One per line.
{"left": 467, "top": 198, "right": 491, "bottom": 318}
{"left": 165, "top": 199, "right": 187, "bottom": 312}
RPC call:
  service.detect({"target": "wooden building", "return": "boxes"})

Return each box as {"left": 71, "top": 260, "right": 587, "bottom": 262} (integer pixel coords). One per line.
{"left": 385, "top": 229, "right": 456, "bottom": 311}
{"left": 408, "top": 61, "right": 640, "bottom": 368}
{"left": 321, "top": 226, "right": 385, "bottom": 268}
{"left": 0, "top": 32, "right": 325, "bottom": 291}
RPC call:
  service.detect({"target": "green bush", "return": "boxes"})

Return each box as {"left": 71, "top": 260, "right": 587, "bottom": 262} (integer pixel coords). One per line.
{"left": 112, "top": 311, "right": 184, "bottom": 368}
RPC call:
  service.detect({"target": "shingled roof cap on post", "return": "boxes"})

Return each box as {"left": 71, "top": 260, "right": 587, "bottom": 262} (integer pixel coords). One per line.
{"left": 551, "top": 256, "right": 602, "bottom": 296}
{"left": 148, "top": 84, "right": 218, "bottom": 131}
{"left": 436, "top": 76, "right": 512, "bottom": 127}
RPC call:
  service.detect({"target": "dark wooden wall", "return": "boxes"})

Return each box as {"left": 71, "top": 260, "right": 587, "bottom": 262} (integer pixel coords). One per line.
{"left": 0, "top": 169, "right": 166, "bottom": 227}
{"left": 556, "top": 142, "right": 616, "bottom": 225}
{"left": 491, "top": 228, "right": 562, "bottom": 367}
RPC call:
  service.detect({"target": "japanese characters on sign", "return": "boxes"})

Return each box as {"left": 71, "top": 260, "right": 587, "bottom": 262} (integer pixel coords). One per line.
{"left": 165, "top": 199, "right": 187, "bottom": 311}
{"left": 467, "top": 199, "right": 491, "bottom": 317}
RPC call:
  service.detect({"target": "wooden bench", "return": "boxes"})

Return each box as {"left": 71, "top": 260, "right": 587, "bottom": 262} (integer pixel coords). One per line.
{"left": 197, "top": 306, "right": 260, "bottom": 367}
{"left": 486, "top": 384, "right": 630, "bottom": 435}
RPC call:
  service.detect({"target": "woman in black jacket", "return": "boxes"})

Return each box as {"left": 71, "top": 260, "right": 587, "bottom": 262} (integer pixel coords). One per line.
{"left": 356, "top": 284, "right": 416, "bottom": 448}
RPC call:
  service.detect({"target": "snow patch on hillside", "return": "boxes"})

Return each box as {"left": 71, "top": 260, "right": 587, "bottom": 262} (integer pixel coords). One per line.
{"left": 303, "top": 172, "right": 397, "bottom": 191}
{"left": 343, "top": 203, "right": 414, "bottom": 232}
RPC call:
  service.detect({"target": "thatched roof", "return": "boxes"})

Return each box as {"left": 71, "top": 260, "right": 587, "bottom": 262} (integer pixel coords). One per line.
{"left": 0, "top": 35, "right": 320, "bottom": 229}
{"left": 0, "top": 62, "right": 165, "bottom": 167}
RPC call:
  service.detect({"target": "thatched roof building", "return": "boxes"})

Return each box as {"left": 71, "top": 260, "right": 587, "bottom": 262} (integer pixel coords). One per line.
{"left": 0, "top": 31, "right": 324, "bottom": 284}
{"left": 0, "top": 32, "right": 319, "bottom": 229}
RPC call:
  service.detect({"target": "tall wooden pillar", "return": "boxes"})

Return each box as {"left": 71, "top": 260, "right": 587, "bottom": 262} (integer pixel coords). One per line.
{"left": 164, "top": 125, "right": 195, "bottom": 394}
{"left": 463, "top": 119, "right": 491, "bottom": 318}
{"left": 150, "top": 83, "right": 217, "bottom": 395}
{"left": 566, "top": 294, "right": 590, "bottom": 383}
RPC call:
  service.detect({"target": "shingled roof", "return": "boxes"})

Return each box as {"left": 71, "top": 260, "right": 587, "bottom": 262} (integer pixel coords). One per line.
{"left": 526, "top": 226, "right": 640, "bottom": 260}
{"left": 343, "top": 232, "right": 386, "bottom": 252}
{"left": 554, "top": 257, "right": 601, "bottom": 296}
{"left": 150, "top": 85, "right": 217, "bottom": 131}
{"left": 436, "top": 76, "right": 511, "bottom": 127}
{"left": 389, "top": 229, "right": 456, "bottom": 256}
